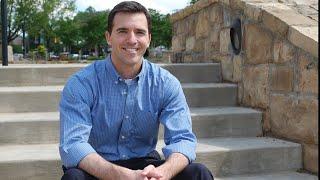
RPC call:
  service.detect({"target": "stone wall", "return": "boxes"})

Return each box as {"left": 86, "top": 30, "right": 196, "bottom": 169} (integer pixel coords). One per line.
{"left": 0, "top": 45, "right": 14, "bottom": 63}
{"left": 171, "top": 0, "right": 318, "bottom": 174}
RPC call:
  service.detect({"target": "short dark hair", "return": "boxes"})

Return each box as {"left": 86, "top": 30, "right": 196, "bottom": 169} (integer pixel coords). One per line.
{"left": 107, "top": 1, "right": 151, "bottom": 34}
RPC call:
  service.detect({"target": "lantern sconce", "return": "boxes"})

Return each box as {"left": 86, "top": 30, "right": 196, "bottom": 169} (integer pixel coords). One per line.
{"left": 230, "top": 18, "right": 242, "bottom": 55}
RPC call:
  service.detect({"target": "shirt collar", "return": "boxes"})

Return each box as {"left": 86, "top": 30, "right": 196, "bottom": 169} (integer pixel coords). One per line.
{"left": 105, "top": 55, "right": 146, "bottom": 83}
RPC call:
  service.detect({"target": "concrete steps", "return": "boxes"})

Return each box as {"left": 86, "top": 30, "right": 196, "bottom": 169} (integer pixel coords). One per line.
{"left": 0, "top": 63, "right": 221, "bottom": 86}
{"left": 0, "top": 62, "right": 316, "bottom": 179}
{"left": 0, "top": 137, "right": 302, "bottom": 179}
{"left": 0, "top": 83, "right": 237, "bottom": 113}
{"left": 216, "top": 171, "right": 318, "bottom": 180}
{"left": 0, "top": 107, "right": 262, "bottom": 144}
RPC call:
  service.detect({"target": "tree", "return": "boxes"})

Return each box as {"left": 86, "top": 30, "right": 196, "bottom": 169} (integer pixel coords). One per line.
{"left": 148, "top": 9, "right": 172, "bottom": 48}
{"left": 74, "top": 7, "right": 108, "bottom": 56}
{"left": 190, "top": 0, "right": 199, "bottom": 5}
{"left": 0, "top": 0, "right": 76, "bottom": 53}
{"left": 27, "top": 0, "right": 76, "bottom": 52}
{"left": 53, "top": 17, "right": 81, "bottom": 53}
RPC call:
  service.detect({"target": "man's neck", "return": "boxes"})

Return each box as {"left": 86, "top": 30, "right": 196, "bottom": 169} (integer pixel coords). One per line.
{"left": 111, "top": 57, "right": 142, "bottom": 79}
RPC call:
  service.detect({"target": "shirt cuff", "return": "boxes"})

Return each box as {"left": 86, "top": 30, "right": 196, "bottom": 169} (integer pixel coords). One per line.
{"left": 162, "top": 140, "right": 196, "bottom": 163}
{"left": 59, "top": 142, "right": 96, "bottom": 168}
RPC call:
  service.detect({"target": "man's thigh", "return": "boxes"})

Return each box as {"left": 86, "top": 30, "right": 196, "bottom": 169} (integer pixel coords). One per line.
{"left": 61, "top": 158, "right": 165, "bottom": 180}
{"left": 61, "top": 160, "right": 214, "bottom": 180}
{"left": 173, "top": 163, "right": 214, "bottom": 180}
{"left": 112, "top": 157, "right": 165, "bottom": 170}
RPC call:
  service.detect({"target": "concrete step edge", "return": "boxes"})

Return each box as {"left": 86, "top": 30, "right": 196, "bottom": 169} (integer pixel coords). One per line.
{"left": 215, "top": 171, "right": 318, "bottom": 180}
{"left": 0, "top": 63, "right": 220, "bottom": 69}
{"left": 0, "top": 137, "right": 300, "bottom": 163}
{"left": 0, "top": 107, "right": 260, "bottom": 123}
{"left": 0, "top": 83, "right": 237, "bottom": 92}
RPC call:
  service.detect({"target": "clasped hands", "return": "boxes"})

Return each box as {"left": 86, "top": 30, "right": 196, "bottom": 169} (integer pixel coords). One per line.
{"left": 132, "top": 164, "right": 170, "bottom": 180}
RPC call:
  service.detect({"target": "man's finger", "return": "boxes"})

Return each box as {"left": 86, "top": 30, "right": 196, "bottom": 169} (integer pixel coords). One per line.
{"left": 141, "top": 165, "right": 156, "bottom": 175}
{"left": 144, "top": 169, "right": 163, "bottom": 179}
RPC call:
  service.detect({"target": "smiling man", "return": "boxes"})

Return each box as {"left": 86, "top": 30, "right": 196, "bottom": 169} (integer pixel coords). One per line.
{"left": 59, "top": 1, "right": 213, "bottom": 180}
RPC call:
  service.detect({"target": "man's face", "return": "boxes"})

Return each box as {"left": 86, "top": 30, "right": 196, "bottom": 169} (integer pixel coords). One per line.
{"left": 106, "top": 12, "right": 151, "bottom": 67}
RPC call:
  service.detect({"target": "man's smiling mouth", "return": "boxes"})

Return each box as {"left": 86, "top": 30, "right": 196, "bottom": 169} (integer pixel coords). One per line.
{"left": 123, "top": 47, "right": 139, "bottom": 53}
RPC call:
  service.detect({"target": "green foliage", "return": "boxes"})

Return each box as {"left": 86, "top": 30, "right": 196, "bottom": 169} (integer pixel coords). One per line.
{"left": 190, "top": 0, "right": 199, "bottom": 5}
{"left": 12, "top": 45, "right": 23, "bottom": 54}
{"left": 3, "top": 0, "right": 76, "bottom": 44}
{"left": 37, "top": 45, "right": 47, "bottom": 57}
{"left": 4, "top": 1, "right": 173, "bottom": 57}
{"left": 74, "top": 7, "right": 108, "bottom": 52}
{"left": 148, "top": 9, "right": 172, "bottom": 48}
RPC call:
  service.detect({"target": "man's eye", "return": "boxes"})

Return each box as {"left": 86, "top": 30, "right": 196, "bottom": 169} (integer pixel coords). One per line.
{"left": 137, "top": 31, "right": 146, "bottom": 35}
{"left": 118, "top": 30, "right": 127, "bottom": 33}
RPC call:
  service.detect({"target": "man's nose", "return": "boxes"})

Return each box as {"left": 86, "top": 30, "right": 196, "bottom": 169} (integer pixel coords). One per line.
{"left": 127, "top": 31, "right": 138, "bottom": 44}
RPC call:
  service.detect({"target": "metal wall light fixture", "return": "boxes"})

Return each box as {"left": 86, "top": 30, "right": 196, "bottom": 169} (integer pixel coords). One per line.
{"left": 230, "top": 18, "right": 242, "bottom": 55}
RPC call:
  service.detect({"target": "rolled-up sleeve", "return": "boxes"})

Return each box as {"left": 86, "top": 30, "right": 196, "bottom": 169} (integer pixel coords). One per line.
{"left": 159, "top": 76, "right": 197, "bottom": 163}
{"left": 59, "top": 76, "right": 96, "bottom": 168}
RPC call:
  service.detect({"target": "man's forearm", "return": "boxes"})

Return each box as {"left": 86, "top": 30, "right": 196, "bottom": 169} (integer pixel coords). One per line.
{"left": 157, "top": 152, "right": 189, "bottom": 179}
{"left": 78, "top": 153, "right": 132, "bottom": 180}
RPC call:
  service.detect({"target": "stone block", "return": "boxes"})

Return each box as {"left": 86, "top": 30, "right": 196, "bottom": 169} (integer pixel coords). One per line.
{"left": 223, "top": 7, "right": 233, "bottom": 27}
{"left": 298, "top": 53, "right": 318, "bottom": 94}
{"left": 244, "top": 24, "right": 273, "bottom": 64}
{"left": 219, "top": 0, "right": 229, "bottom": 6}
{"left": 244, "top": 2, "right": 263, "bottom": 21}
{"left": 221, "top": 55, "right": 233, "bottom": 81}
{"left": 194, "top": 38, "right": 205, "bottom": 53}
{"left": 273, "top": 39, "right": 295, "bottom": 64}
{"left": 220, "top": 28, "right": 231, "bottom": 54}
{"left": 243, "top": 65, "right": 269, "bottom": 108}
{"left": 196, "top": 10, "right": 210, "bottom": 39}
{"left": 270, "top": 65, "right": 293, "bottom": 92}
{"left": 175, "top": 20, "right": 184, "bottom": 35}
{"left": 209, "top": 28, "right": 220, "bottom": 51}
{"left": 261, "top": 10, "right": 288, "bottom": 37}
{"left": 229, "top": 0, "right": 246, "bottom": 10}
{"left": 0, "top": 45, "right": 13, "bottom": 63}
{"left": 209, "top": 5, "right": 223, "bottom": 24}
{"left": 184, "top": 54, "right": 193, "bottom": 63}
{"left": 185, "top": 14, "right": 197, "bottom": 36}
{"left": 263, "top": 108, "right": 271, "bottom": 133}
{"left": 237, "top": 82, "right": 244, "bottom": 104}
{"left": 288, "top": 26, "right": 318, "bottom": 58}
{"left": 204, "top": 41, "right": 212, "bottom": 61}
{"left": 186, "top": 36, "right": 196, "bottom": 51}
{"left": 233, "top": 54, "right": 243, "bottom": 82}
{"left": 303, "top": 144, "right": 318, "bottom": 174}
{"left": 270, "top": 94, "right": 318, "bottom": 144}
{"left": 172, "top": 35, "right": 185, "bottom": 52}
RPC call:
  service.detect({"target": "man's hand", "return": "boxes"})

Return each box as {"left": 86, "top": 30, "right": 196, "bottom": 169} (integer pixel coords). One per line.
{"left": 141, "top": 165, "right": 168, "bottom": 180}
{"left": 140, "top": 153, "right": 189, "bottom": 180}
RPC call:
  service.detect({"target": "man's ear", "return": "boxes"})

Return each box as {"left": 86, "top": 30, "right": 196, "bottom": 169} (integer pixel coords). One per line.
{"left": 147, "top": 33, "right": 152, "bottom": 48}
{"left": 105, "top": 31, "right": 111, "bottom": 45}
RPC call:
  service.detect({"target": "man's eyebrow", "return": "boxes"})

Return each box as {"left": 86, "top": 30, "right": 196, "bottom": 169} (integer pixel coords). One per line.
{"left": 136, "top": 28, "right": 147, "bottom": 33}
{"left": 116, "top": 28, "right": 128, "bottom": 32}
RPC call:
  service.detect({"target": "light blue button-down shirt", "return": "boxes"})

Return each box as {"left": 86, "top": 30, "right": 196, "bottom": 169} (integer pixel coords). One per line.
{"left": 59, "top": 56, "right": 197, "bottom": 168}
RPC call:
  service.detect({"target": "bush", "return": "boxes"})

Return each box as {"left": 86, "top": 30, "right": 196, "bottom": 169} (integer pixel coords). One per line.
{"left": 12, "top": 45, "right": 23, "bottom": 54}
{"left": 37, "top": 45, "right": 47, "bottom": 57}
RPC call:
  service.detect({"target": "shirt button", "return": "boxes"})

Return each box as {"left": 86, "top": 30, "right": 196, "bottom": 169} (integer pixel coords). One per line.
{"left": 121, "top": 135, "right": 125, "bottom": 139}
{"left": 114, "top": 81, "right": 118, "bottom": 84}
{"left": 125, "top": 115, "right": 129, "bottom": 119}
{"left": 122, "top": 91, "right": 127, "bottom": 95}
{"left": 122, "top": 155, "right": 126, "bottom": 158}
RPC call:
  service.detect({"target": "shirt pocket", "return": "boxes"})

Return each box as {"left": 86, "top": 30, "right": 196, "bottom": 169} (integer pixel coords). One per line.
{"left": 133, "top": 110, "right": 159, "bottom": 139}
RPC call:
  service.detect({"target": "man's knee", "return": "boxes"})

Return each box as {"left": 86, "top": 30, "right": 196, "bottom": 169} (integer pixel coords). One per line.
{"left": 61, "top": 168, "right": 96, "bottom": 180}
{"left": 175, "top": 163, "right": 214, "bottom": 180}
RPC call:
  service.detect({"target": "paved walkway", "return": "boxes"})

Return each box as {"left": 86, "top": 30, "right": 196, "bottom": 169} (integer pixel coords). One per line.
{"left": 279, "top": 0, "right": 318, "bottom": 22}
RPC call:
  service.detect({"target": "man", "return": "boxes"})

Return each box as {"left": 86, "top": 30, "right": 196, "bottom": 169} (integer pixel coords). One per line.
{"left": 59, "top": 1, "right": 213, "bottom": 180}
